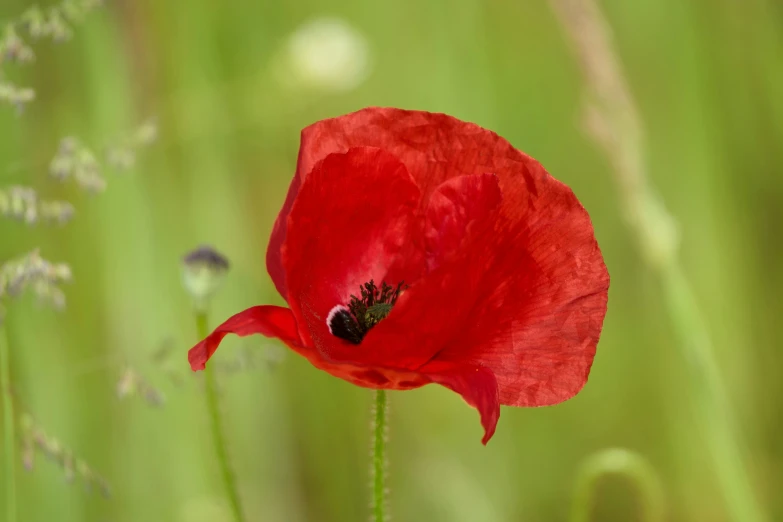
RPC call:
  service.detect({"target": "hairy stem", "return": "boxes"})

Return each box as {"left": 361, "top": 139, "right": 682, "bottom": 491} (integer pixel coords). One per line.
{"left": 548, "top": 1, "right": 767, "bottom": 521}
{"left": 570, "top": 448, "right": 664, "bottom": 522}
{"left": 371, "top": 389, "right": 388, "bottom": 522}
{"left": 0, "top": 319, "right": 17, "bottom": 522}
{"left": 196, "top": 311, "right": 245, "bottom": 522}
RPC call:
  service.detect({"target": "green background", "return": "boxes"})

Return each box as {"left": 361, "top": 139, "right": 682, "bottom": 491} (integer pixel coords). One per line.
{"left": 1, "top": 0, "right": 781, "bottom": 520}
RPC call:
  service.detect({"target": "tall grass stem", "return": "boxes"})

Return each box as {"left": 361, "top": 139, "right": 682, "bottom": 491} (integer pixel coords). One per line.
{"left": 549, "top": 1, "right": 767, "bottom": 521}
{"left": 0, "top": 320, "right": 17, "bottom": 522}
{"left": 195, "top": 311, "right": 245, "bottom": 522}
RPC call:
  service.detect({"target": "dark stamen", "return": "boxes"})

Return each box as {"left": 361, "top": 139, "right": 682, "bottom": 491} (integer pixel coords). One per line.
{"left": 327, "top": 307, "right": 363, "bottom": 345}
{"left": 327, "top": 280, "right": 404, "bottom": 344}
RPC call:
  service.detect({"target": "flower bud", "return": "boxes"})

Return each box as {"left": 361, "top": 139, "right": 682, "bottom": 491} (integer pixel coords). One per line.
{"left": 181, "top": 246, "right": 230, "bottom": 312}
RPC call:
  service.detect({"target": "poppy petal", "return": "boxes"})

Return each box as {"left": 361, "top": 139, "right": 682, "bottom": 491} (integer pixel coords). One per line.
{"left": 429, "top": 188, "right": 609, "bottom": 407}
{"left": 188, "top": 305, "right": 303, "bottom": 371}
{"left": 360, "top": 167, "right": 607, "bottom": 406}
{"left": 422, "top": 363, "right": 500, "bottom": 445}
{"left": 424, "top": 173, "right": 502, "bottom": 271}
{"left": 267, "top": 107, "right": 545, "bottom": 297}
{"left": 267, "top": 174, "right": 302, "bottom": 301}
{"left": 282, "top": 146, "right": 423, "bottom": 360}
{"left": 349, "top": 173, "right": 501, "bottom": 370}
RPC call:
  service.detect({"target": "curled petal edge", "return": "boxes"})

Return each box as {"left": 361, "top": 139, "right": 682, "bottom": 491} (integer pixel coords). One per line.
{"left": 423, "top": 364, "right": 501, "bottom": 445}
{"left": 187, "top": 306, "right": 502, "bottom": 445}
{"left": 188, "top": 305, "right": 304, "bottom": 371}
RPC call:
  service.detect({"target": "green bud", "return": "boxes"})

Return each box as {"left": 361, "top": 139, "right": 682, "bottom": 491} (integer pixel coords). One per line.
{"left": 181, "top": 246, "right": 230, "bottom": 312}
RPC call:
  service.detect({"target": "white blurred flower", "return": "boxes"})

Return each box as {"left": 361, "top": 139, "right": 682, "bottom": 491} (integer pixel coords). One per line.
{"left": 275, "top": 17, "right": 371, "bottom": 92}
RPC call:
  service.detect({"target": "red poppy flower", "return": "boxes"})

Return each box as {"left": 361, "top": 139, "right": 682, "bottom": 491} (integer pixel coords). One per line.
{"left": 188, "top": 107, "right": 609, "bottom": 444}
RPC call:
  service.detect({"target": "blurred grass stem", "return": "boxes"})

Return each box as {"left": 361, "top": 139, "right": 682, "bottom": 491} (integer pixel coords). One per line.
{"left": 372, "top": 389, "right": 388, "bottom": 522}
{"left": 569, "top": 448, "right": 664, "bottom": 522}
{"left": 0, "top": 320, "right": 17, "bottom": 522}
{"left": 548, "top": 1, "right": 767, "bottom": 521}
{"left": 196, "top": 311, "right": 245, "bottom": 522}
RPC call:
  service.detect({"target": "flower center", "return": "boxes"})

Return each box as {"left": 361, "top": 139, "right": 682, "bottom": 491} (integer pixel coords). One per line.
{"left": 327, "top": 280, "right": 404, "bottom": 344}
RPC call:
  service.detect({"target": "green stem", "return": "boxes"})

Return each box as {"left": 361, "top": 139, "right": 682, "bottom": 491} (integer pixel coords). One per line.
{"left": 548, "top": 1, "right": 768, "bottom": 520}
{"left": 0, "top": 319, "right": 17, "bottom": 522}
{"left": 662, "top": 266, "right": 764, "bottom": 522}
{"left": 569, "top": 448, "right": 664, "bottom": 522}
{"left": 196, "top": 311, "right": 245, "bottom": 522}
{"left": 371, "top": 389, "right": 388, "bottom": 522}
